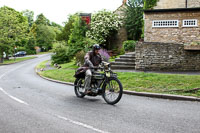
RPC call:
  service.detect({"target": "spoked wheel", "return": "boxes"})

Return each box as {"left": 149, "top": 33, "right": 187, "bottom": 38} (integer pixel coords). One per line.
{"left": 74, "top": 78, "right": 86, "bottom": 98}
{"left": 102, "top": 77, "right": 123, "bottom": 105}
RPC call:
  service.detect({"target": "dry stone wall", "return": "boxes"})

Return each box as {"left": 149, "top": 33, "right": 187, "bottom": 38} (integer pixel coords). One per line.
{"left": 135, "top": 42, "right": 200, "bottom": 71}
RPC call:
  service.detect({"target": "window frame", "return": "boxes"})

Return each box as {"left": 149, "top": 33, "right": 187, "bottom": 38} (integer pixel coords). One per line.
{"left": 182, "top": 19, "right": 198, "bottom": 27}
{"left": 152, "top": 20, "right": 179, "bottom": 28}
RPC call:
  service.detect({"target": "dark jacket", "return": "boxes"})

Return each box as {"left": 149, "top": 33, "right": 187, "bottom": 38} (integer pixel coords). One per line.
{"left": 84, "top": 51, "right": 102, "bottom": 67}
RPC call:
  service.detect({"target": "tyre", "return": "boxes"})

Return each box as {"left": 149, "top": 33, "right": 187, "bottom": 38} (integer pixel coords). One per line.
{"left": 102, "top": 77, "right": 123, "bottom": 105}
{"left": 74, "top": 78, "right": 85, "bottom": 98}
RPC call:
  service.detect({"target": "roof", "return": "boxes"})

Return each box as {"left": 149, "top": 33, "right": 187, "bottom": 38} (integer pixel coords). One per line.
{"left": 144, "top": 7, "right": 200, "bottom": 13}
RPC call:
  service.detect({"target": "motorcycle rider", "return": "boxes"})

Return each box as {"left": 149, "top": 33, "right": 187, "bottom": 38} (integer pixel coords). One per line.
{"left": 83, "top": 44, "right": 102, "bottom": 93}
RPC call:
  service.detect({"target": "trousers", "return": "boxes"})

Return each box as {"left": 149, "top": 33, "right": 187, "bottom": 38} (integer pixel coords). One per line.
{"left": 84, "top": 69, "right": 92, "bottom": 90}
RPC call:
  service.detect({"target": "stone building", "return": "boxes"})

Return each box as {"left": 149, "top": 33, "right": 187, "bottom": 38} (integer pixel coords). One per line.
{"left": 144, "top": 0, "right": 200, "bottom": 44}
{"left": 110, "top": 0, "right": 127, "bottom": 51}
{"left": 154, "top": 0, "right": 200, "bottom": 9}
{"left": 135, "top": 0, "right": 200, "bottom": 71}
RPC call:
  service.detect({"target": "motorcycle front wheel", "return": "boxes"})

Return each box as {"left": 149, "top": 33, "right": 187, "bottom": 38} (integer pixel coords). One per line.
{"left": 102, "top": 77, "right": 123, "bottom": 105}
{"left": 74, "top": 78, "right": 85, "bottom": 98}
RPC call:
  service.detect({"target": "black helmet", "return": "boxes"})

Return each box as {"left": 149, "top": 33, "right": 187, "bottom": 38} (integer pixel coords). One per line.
{"left": 92, "top": 44, "right": 101, "bottom": 51}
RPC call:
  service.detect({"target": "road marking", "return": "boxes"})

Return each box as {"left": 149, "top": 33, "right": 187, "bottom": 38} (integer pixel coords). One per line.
{"left": 0, "top": 87, "right": 29, "bottom": 106}
{"left": 56, "top": 114, "right": 110, "bottom": 133}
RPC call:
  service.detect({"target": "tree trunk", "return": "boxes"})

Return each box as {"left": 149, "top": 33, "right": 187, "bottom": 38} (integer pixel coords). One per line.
{"left": 0, "top": 52, "right": 4, "bottom": 63}
{"left": 5, "top": 54, "right": 9, "bottom": 60}
{"left": 0, "top": 57, "right": 3, "bottom": 63}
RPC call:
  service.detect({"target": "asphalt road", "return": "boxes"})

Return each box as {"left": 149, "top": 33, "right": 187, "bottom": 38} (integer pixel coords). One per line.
{"left": 0, "top": 54, "right": 200, "bottom": 133}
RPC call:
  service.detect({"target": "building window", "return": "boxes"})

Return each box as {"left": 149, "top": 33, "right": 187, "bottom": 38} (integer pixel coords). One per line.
{"left": 152, "top": 20, "right": 179, "bottom": 28}
{"left": 182, "top": 19, "right": 198, "bottom": 27}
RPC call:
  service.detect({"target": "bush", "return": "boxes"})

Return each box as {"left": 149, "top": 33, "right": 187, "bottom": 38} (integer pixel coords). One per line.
{"left": 51, "top": 44, "right": 71, "bottom": 64}
{"left": 123, "top": 40, "right": 137, "bottom": 52}
{"left": 75, "top": 50, "right": 86, "bottom": 66}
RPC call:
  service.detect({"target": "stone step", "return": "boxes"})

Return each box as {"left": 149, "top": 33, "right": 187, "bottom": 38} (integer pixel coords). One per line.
{"left": 125, "top": 52, "right": 135, "bottom": 55}
{"left": 120, "top": 55, "right": 135, "bottom": 59}
{"left": 115, "top": 58, "right": 135, "bottom": 62}
{"left": 111, "top": 61, "right": 135, "bottom": 66}
{"left": 111, "top": 65, "right": 135, "bottom": 70}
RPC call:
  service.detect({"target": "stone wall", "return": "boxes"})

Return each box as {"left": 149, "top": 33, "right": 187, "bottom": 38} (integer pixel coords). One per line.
{"left": 110, "top": 27, "right": 127, "bottom": 50}
{"left": 135, "top": 42, "right": 200, "bottom": 71}
{"left": 154, "top": 0, "right": 186, "bottom": 9}
{"left": 144, "top": 10, "right": 200, "bottom": 44}
{"left": 112, "top": 4, "right": 127, "bottom": 51}
{"left": 154, "top": 0, "right": 200, "bottom": 9}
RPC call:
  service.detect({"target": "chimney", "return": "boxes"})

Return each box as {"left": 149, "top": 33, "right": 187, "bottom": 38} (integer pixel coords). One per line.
{"left": 122, "top": 0, "right": 127, "bottom": 5}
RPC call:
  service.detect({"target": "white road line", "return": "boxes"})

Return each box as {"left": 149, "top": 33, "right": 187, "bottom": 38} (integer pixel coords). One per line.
{"left": 56, "top": 114, "right": 110, "bottom": 133}
{"left": 0, "top": 87, "right": 29, "bottom": 105}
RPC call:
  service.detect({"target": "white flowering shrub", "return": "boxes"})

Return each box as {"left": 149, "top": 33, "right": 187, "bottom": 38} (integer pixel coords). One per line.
{"left": 86, "top": 10, "right": 123, "bottom": 45}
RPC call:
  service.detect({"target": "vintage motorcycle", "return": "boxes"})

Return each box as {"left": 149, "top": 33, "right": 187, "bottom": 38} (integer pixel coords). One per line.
{"left": 74, "top": 62, "right": 123, "bottom": 105}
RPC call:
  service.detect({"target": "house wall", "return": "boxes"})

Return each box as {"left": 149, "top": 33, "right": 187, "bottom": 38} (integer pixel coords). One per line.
{"left": 144, "top": 10, "right": 200, "bottom": 44}
{"left": 154, "top": 0, "right": 200, "bottom": 9}
{"left": 135, "top": 42, "right": 200, "bottom": 71}
{"left": 113, "top": 4, "right": 127, "bottom": 51}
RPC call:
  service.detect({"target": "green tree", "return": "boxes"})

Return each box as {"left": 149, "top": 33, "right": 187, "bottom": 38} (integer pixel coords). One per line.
{"left": 35, "top": 13, "right": 50, "bottom": 25}
{"left": 67, "top": 14, "right": 88, "bottom": 57}
{"left": 36, "top": 24, "right": 56, "bottom": 51}
{"left": 50, "top": 22, "right": 63, "bottom": 41}
{"left": 34, "top": 14, "right": 57, "bottom": 51}
{"left": 0, "top": 6, "right": 29, "bottom": 63}
{"left": 125, "top": 0, "right": 144, "bottom": 40}
{"left": 68, "top": 15, "right": 87, "bottom": 46}
{"left": 22, "top": 10, "right": 34, "bottom": 28}
{"left": 56, "top": 15, "right": 75, "bottom": 42}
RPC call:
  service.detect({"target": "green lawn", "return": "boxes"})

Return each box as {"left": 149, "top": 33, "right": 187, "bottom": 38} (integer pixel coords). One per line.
{"left": 36, "top": 60, "right": 49, "bottom": 69}
{"left": 0, "top": 57, "right": 36, "bottom": 65}
{"left": 38, "top": 60, "right": 200, "bottom": 97}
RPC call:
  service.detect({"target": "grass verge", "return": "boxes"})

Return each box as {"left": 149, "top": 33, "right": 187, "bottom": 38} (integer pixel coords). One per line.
{"left": 38, "top": 60, "right": 200, "bottom": 97}
{"left": 0, "top": 57, "right": 36, "bottom": 65}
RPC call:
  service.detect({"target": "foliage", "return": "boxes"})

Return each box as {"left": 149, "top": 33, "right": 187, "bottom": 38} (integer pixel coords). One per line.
{"left": 22, "top": 9, "right": 34, "bottom": 28}
{"left": 26, "top": 33, "right": 36, "bottom": 54}
{"left": 0, "top": 6, "right": 29, "bottom": 62}
{"left": 86, "top": 10, "right": 123, "bottom": 47}
{"left": 35, "top": 24, "right": 56, "bottom": 51}
{"left": 143, "top": 0, "right": 158, "bottom": 9}
{"left": 51, "top": 22, "right": 63, "bottom": 40}
{"left": 51, "top": 44, "right": 72, "bottom": 64}
{"left": 68, "top": 14, "right": 88, "bottom": 52}
{"left": 68, "top": 15, "right": 87, "bottom": 46}
{"left": 56, "top": 15, "right": 75, "bottom": 42}
{"left": 51, "top": 13, "right": 96, "bottom": 64}
{"left": 125, "top": 0, "right": 144, "bottom": 40}
{"left": 81, "top": 38, "right": 97, "bottom": 52}
{"left": 123, "top": 40, "right": 137, "bottom": 52}
{"left": 35, "top": 13, "right": 50, "bottom": 25}
{"left": 75, "top": 50, "right": 86, "bottom": 66}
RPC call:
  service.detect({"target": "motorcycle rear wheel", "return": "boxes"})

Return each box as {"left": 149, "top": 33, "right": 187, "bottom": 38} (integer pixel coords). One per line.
{"left": 74, "top": 78, "right": 85, "bottom": 98}
{"left": 102, "top": 77, "right": 123, "bottom": 105}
